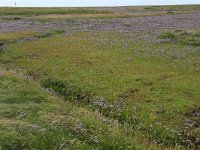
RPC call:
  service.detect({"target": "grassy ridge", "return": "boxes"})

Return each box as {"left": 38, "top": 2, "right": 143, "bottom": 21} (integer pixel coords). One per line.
{"left": 0, "top": 5, "right": 199, "bottom": 19}
{"left": 0, "top": 7, "right": 111, "bottom": 16}
{"left": 142, "top": 5, "right": 200, "bottom": 11}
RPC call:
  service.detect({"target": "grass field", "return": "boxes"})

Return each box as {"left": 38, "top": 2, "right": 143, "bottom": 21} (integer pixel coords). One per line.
{"left": 0, "top": 5, "right": 199, "bottom": 150}
{"left": 0, "top": 5, "right": 200, "bottom": 20}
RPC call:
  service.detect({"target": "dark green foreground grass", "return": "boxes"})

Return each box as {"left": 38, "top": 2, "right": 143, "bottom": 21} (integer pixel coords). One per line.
{"left": 0, "top": 69, "right": 152, "bottom": 150}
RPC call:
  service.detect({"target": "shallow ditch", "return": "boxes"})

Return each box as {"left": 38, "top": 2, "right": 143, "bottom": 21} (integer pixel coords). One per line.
{"left": 41, "top": 78, "right": 200, "bottom": 149}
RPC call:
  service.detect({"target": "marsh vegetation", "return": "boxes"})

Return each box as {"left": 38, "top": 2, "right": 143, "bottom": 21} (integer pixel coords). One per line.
{"left": 0, "top": 5, "right": 199, "bottom": 150}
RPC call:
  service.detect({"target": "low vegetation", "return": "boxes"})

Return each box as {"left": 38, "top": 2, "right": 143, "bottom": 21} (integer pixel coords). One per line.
{"left": 0, "top": 7, "right": 111, "bottom": 16}
{"left": 0, "top": 5, "right": 199, "bottom": 150}
{"left": 0, "top": 68, "right": 152, "bottom": 150}
{"left": 159, "top": 30, "right": 200, "bottom": 46}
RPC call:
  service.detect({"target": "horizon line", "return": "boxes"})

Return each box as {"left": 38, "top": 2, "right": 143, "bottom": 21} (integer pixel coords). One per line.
{"left": 0, "top": 3, "right": 200, "bottom": 8}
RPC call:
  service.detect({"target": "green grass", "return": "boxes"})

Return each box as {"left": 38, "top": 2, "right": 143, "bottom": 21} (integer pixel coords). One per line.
{"left": 159, "top": 30, "right": 200, "bottom": 46}
{"left": 0, "top": 30, "right": 65, "bottom": 47}
{"left": 143, "top": 5, "right": 200, "bottom": 11}
{"left": 0, "top": 30, "right": 199, "bottom": 149}
{"left": 0, "top": 7, "right": 111, "bottom": 16}
{"left": 0, "top": 31, "right": 39, "bottom": 45}
{"left": 0, "top": 6, "right": 200, "bottom": 149}
{"left": 1, "top": 68, "right": 155, "bottom": 150}
{"left": 0, "top": 5, "right": 199, "bottom": 20}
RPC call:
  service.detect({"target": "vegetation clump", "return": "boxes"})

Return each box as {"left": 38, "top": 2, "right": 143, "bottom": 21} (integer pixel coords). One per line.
{"left": 40, "top": 29, "right": 65, "bottom": 38}
{"left": 159, "top": 30, "right": 200, "bottom": 46}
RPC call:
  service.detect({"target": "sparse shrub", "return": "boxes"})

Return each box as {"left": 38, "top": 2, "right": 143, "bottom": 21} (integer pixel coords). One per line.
{"left": 159, "top": 30, "right": 200, "bottom": 46}
{"left": 159, "top": 32, "right": 176, "bottom": 40}
{"left": 13, "top": 16, "right": 21, "bottom": 20}
{"left": 167, "top": 11, "right": 174, "bottom": 14}
{"left": 40, "top": 29, "right": 65, "bottom": 38}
